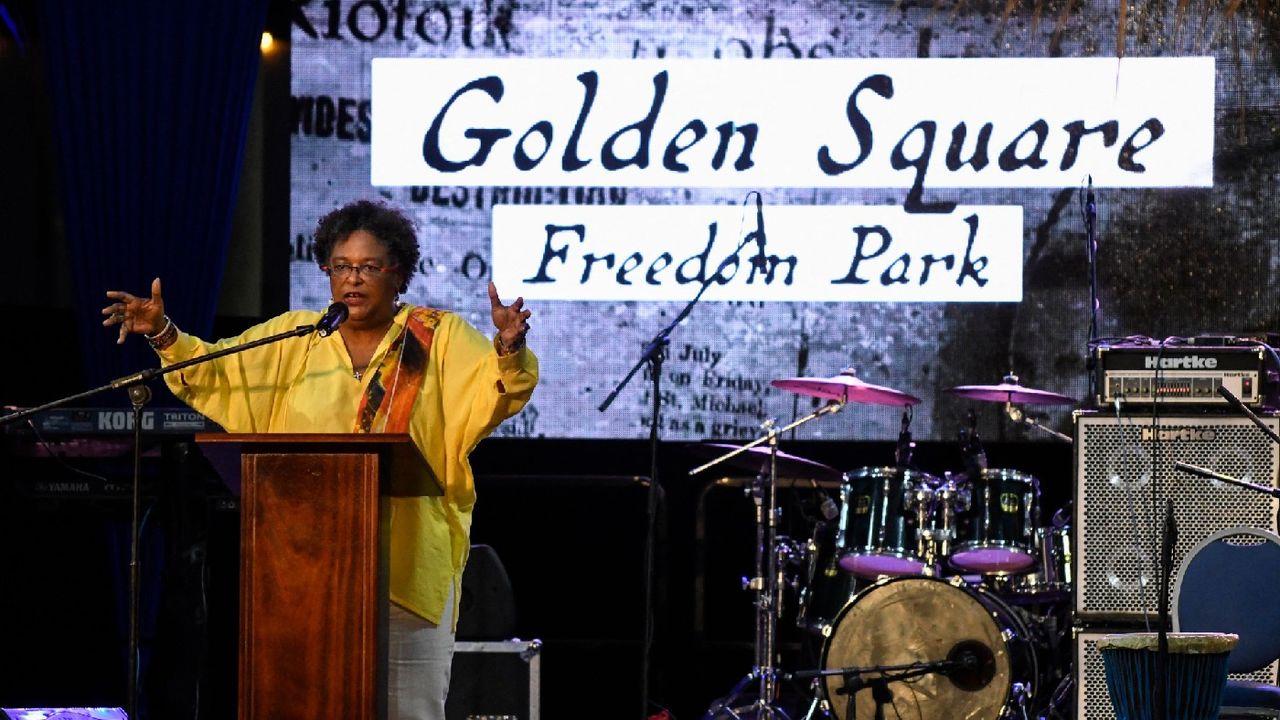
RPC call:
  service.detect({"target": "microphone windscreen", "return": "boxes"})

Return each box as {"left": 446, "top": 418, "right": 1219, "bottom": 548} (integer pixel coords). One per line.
{"left": 316, "top": 302, "right": 349, "bottom": 337}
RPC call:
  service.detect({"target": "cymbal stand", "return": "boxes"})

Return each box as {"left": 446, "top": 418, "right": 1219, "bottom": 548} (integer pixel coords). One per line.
{"left": 693, "top": 402, "right": 845, "bottom": 719}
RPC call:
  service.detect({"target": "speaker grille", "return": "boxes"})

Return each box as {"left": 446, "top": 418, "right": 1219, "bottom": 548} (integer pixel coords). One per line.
{"left": 1076, "top": 631, "right": 1114, "bottom": 720}
{"left": 1074, "top": 413, "right": 1280, "bottom": 619}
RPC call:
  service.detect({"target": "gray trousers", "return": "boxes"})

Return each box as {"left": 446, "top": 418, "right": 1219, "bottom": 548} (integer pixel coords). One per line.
{"left": 388, "top": 587, "right": 456, "bottom": 720}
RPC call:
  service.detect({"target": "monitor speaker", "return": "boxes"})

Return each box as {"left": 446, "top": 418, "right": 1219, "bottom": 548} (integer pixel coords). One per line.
{"left": 1073, "top": 411, "right": 1280, "bottom": 621}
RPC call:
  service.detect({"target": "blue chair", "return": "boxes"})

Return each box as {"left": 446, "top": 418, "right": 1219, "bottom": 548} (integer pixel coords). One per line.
{"left": 1173, "top": 526, "right": 1280, "bottom": 719}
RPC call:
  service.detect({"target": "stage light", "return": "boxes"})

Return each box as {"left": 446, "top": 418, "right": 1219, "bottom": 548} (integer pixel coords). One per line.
{"left": 260, "top": 32, "right": 274, "bottom": 52}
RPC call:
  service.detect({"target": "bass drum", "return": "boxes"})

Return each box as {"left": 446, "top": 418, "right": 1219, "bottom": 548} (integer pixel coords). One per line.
{"left": 821, "top": 576, "right": 1049, "bottom": 720}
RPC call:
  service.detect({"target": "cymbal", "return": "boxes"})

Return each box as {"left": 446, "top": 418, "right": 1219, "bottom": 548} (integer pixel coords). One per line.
{"left": 771, "top": 370, "right": 921, "bottom": 407}
{"left": 686, "top": 443, "right": 844, "bottom": 482}
{"left": 945, "top": 381, "right": 1075, "bottom": 405}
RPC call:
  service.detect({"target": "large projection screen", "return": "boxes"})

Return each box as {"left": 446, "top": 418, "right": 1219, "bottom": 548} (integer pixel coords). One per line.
{"left": 289, "top": 2, "right": 1280, "bottom": 441}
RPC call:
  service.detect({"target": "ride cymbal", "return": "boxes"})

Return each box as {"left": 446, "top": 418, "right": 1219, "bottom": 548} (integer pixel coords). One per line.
{"left": 944, "top": 382, "right": 1075, "bottom": 405}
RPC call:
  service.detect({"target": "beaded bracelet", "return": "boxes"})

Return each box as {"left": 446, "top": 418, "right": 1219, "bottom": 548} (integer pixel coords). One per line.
{"left": 146, "top": 315, "right": 178, "bottom": 350}
{"left": 494, "top": 332, "right": 526, "bottom": 357}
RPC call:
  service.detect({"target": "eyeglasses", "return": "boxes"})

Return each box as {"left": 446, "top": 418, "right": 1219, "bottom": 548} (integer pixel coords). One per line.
{"left": 322, "top": 263, "right": 398, "bottom": 280}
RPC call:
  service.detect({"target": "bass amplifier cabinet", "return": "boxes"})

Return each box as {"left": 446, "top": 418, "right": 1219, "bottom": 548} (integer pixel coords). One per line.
{"left": 1074, "top": 411, "right": 1280, "bottom": 620}
{"left": 1075, "top": 627, "right": 1278, "bottom": 720}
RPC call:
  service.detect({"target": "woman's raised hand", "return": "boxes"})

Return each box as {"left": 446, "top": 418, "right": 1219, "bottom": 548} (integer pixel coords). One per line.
{"left": 488, "top": 281, "right": 530, "bottom": 354}
{"left": 102, "top": 277, "right": 166, "bottom": 345}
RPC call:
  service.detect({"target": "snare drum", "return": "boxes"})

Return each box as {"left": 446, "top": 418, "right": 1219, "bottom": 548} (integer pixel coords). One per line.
{"left": 951, "top": 468, "right": 1040, "bottom": 574}
{"left": 821, "top": 575, "right": 1049, "bottom": 720}
{"left": 836, "top": 467, "right": 939, "bottom": 578}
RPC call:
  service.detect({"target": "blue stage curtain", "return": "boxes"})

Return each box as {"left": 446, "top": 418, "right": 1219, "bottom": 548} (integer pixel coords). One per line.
{"left": 39, "top": 0, "right": 269, "bottom": 393}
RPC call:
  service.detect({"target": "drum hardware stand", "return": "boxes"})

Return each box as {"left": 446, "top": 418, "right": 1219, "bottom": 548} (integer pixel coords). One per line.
{"left": 913, "top": 481, "right": 956, "bottom": 577}
{"left": 795, "top": 533, "right": 822, "bottom": 632}
{"left": 1039, "top": 675, "right": 1074, "bottom": 720}
{"left": 693, "top": 401, "right": 846, "bottom": 720}
{"left": 797, "top": 678, "right": 834, "bottom": 720}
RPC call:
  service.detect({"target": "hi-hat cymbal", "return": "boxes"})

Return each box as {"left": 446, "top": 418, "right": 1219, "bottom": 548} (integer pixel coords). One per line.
{"left": 686, "top": 443, "right": 844, "bottom": 482}
{"left": 771, "top": 370, "right": 921, "bottom": 407}
{"left": 945, "top": 379, "right": 1075, "bottom": 405}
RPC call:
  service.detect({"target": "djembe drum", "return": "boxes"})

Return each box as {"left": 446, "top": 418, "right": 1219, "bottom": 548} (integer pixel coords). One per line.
{"left": 1098, "top": 632, "right": 1238, "bottom": 720}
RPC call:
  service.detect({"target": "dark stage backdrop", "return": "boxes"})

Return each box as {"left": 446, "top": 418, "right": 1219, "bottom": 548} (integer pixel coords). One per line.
{"left": 287, "top": 1, "right": 1280, "bottom": 443}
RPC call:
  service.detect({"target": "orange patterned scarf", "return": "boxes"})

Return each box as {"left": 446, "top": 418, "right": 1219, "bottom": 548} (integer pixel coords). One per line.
{"left": 355, "top": 307, "right": 442, "bottom": 433}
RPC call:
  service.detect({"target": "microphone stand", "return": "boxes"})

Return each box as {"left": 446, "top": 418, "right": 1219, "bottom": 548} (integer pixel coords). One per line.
{"left": 1, "top": 319, "right": 331, "bottom": 718}
{"left": 1199, "top": 384, "right": 1280, "bottom": 526}
{"left": 599, "top": 192, "right": 764, "bottom": 719}
{"left": 1155, "top": 499, "right": 1176, "bottom": 720}
{"left": 790, "top": 658, "right": 970, "bottom": 720}
{"left": 1217, "top": 385, "right": 1280, "bottom": 446}
{"left": 1004, "top": 402, "right": 1073, "bottom": 443}
{"left": 1174, "top": 461, "right": 1280, "bottom": 499}
{"left": 1084, "top": 176, "right": 1100, "bottom": 402}
{"left": 1174, "top": 461, "right": 1280, "bottom": 532}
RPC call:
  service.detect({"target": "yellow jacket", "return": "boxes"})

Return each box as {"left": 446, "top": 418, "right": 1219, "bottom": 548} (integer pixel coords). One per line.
{"left": 157, "top": 304, "right": 538, "bottom": 626}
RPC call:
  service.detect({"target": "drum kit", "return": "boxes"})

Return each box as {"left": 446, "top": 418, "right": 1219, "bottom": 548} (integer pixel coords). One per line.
{"left": 694, "top": 370, "right": 1078, "bottom": 720}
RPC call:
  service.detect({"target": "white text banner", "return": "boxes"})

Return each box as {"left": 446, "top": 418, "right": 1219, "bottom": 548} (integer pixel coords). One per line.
{"left": 372, "top": 57, "right": 1214, "bottom": 189}
{"left": 491, "top": 204, "right": 1024, "bottom": 302}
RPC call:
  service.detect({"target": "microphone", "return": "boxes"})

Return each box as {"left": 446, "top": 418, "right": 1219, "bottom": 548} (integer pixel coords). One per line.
{"left": 316, "top": 302, "right": 349, "bottom": 337}
{"left": 713, "top": 192, "right": 767, "bottom": 279}
{"left": 755, "top": 191, "right": 764, "bottom": 239}
{"left": 960, "top": 408, "right": 987, "bottom": 476}
{"left": 818, "top": 494, "right": 839, "bottom": 521}
{"left": 1052, "top": 501, "right": 1072, "bottom": 529}
{"left": 1086, "top": 175, "right": 1096, "bottom": 226}
{"left": 797, "top": 332, "right": 809, "bottom": 377}
{"left": 895, "top": 409, "right": 915, "bottom": 467}
{"left": 945, "top": 640, "right": 996, "bottom": 692}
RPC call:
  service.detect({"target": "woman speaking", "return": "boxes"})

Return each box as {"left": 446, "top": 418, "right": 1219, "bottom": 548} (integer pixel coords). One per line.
{"left": 101, "top": 199, "right": 538, "bottom": 720}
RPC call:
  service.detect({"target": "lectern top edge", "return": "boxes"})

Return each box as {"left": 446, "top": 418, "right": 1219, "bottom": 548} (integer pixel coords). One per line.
{"left": 194, "top": 432, "right": 440, "bottom": 497}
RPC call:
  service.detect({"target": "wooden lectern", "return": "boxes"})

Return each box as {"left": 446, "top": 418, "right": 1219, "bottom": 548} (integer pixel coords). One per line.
{"left": 196, "top": 433, "right": 440, "bottom": 720}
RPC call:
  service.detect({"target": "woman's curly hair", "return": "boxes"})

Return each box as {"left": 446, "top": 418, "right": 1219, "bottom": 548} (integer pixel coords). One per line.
{"left": 311, "top": 200, "right": 421, "bottom": 294}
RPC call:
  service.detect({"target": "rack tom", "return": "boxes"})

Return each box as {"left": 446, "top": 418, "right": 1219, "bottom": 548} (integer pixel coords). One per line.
{"left": 951, "top": 468, "right": 1040, "bottom": 574}
{"left": 836, "top": 467, "right": 939, "bottom": 578}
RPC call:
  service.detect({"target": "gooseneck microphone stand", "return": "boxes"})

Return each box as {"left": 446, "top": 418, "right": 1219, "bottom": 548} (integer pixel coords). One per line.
{"left": 1176, "top": 384, "right": 1280, "bottom": 526}
{"left": 599, "top": 192, "right": 765, "bottom": 720}
{"left": 0, "top": 309, "right": 344, "bottom": 719}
